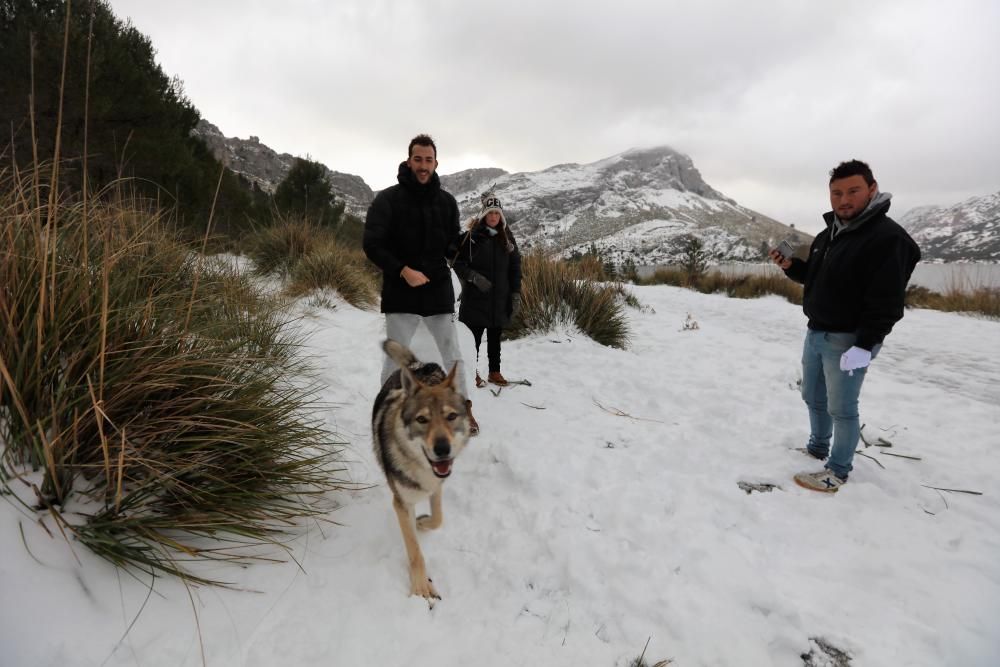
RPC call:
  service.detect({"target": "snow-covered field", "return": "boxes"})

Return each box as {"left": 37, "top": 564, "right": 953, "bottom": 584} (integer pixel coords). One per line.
{"left": 3, "top": 281, "right": 998, "bottom": 666}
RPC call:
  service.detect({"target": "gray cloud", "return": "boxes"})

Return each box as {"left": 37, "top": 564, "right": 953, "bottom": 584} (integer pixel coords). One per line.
{"left": 112, "top": 0, "right": 1000, "bottom": 233}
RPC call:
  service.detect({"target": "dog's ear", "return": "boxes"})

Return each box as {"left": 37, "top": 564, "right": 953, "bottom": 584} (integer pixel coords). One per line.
{"left": 442, "top": 360, "right": 459, "bottom": 388}
{"left": 399, "top": 364, "right": 421, "bottom": 395}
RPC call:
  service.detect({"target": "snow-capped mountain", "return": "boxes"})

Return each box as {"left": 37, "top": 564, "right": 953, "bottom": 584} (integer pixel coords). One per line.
{"left": 899, "top": 191, "right": 1000, "bottom": 262}
{"left": 192, "top": 120, "right": 374, "bottom": 215}
{"left": 196, "top": 122, "right": 807, "bottom": 263}
{"left": 442, "top": 147, "right": 808, "bottom": 265}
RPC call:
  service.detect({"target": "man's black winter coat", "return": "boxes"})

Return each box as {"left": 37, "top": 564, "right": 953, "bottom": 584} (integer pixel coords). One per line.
{"left": 784, "top": 197, "right": 921, "bottom": 350}
{"left": 363, "top": 163, "right": 461, "bottom": 315}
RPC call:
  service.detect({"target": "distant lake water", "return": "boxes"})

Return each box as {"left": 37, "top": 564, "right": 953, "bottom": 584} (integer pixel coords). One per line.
{"left": 637, "top": 262, "right": 1000, "bottom": 292}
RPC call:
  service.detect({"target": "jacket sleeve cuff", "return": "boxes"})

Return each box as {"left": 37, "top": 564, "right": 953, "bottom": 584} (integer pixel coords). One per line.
{"left": 854, "top": 334, "right": 880, "bottom": 351}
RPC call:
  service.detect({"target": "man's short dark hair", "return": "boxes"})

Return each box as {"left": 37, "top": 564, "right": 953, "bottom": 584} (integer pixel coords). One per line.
{"left": 829, "top": 159, "right": 875, "bottom": 186}
{"left": 408, "top": 134, "right": 437, "bottom": 158}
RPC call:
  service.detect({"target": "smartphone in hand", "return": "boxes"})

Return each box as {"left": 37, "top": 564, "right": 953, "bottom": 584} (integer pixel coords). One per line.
{"left": 775, "top": 240, "right": 795, "bottom": 259}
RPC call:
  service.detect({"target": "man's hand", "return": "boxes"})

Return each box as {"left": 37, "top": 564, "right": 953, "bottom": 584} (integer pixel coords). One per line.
{"left": 840, "top": 346, "right": 872, "bottom": 376}
{"left": 768, "top": 248, "right": 792, "bottom": 270}
{"left": 468, "top": 270, "right": 492, "bottom": 292}
{"left": 511, "top": 293, "right": 522, "bottom": 317}
{"left": 400, "top": 266, "right": 430, "bottom": 287}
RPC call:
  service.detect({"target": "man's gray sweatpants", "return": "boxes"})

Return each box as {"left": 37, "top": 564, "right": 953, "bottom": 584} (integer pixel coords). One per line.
{"left": 381, "top": 313, "right": 468, "bottom": 397}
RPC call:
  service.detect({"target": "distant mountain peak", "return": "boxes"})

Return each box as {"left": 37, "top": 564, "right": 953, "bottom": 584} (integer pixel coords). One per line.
{"left": 197, "top": 123, "right": 814, "bottom": 264}
{"left": 442, "top": 148, "right": 805, "bottom": 266}
{"left": 900, "top": 190, "right": 1000, "bottom": 262}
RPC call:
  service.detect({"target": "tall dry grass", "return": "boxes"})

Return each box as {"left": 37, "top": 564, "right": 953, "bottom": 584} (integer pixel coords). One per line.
{"left": 243, "top": 219, "right": 380, "bottom": 310}
{"left": 637, "top": 263, "right": 1000, "bottom": 319}
{"left": 286, "top": 242, "right": 380, "bottom": 310}
{"left": 906, "top": 284, "right": 1000, "bottom": 318}
{"left": 244, "top": 218, "right": 330, "bottom": 277}
{"left": 507, "top": 251, "right": 631, "bottom": 348}
{"left": 0, "top": 166, "right": 351, "bottom": 585}
{"left": 636, "top": 266, "right": 803, "bottom": 304}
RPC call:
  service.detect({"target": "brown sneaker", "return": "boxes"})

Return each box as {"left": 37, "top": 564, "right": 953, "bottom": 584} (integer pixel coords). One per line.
{"left": 466, "top": 399, "right": 479, "bottom": 436}
{"left": 487, "top": 371, "right": 509, "bottom": 387}
{"left": 475, "top": 372, "right": 487, "bottom": 388}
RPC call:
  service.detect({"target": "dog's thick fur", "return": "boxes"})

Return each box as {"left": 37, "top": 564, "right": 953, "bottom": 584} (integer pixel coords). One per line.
{"left": 372, "top": 339, "right": 471, "bottom": 600}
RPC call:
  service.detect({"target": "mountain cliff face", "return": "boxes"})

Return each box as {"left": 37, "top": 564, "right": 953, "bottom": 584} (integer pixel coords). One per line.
{"left": 442, "top": 147, "right": 809, "bottom": 265}
{"left": 899, "top": 191, "right": 1000, "bottom": 262}
{"left": 192, "top": 120, "right": 373, "bottom": 215}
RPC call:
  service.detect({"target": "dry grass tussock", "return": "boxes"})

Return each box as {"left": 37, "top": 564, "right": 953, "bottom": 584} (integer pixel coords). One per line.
{"left": 639, "top": 263, "right": 999, "bottom": 320}
{"left": 244, "top": 219, "right": 380, "bottom": 310}
{"left": 906, "top": 283, "right": 1000, "bottom": 318}
{"left": 0, "top": 166, "right": 353, "bottom": 586}
{"left": 636, "top": 265, "right": 804, "bottom": 305}
{"left": 508, "top": 251, "right": 631, "bottom": 348}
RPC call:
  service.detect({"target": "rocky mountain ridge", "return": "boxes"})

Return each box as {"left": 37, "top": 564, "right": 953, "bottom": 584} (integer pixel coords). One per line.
{"left": 192, "top": 120, "right": 374, "bottom": 215}
{"left": 193, "top": 119, "right": 999, "bottom": 263}
{"left": 442, "top": 147, "right": 809, "bottom": 265}
{"left": 192, "top": 123, "right": 834, "bottom": 263}
{"left": 899, "top": 191, "right": 1000, "bottom": 262}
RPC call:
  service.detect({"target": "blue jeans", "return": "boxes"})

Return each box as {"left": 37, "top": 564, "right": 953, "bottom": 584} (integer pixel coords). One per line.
{"left": 800, "top": 330, "right": 880, "bottom": 479}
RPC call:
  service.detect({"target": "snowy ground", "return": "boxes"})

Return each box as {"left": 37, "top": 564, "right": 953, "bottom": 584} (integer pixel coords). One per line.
{"left": 2, "top": 281, "right": 999, "bottom": 666}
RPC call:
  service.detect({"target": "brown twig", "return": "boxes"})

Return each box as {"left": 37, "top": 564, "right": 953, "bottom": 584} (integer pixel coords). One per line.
{"left": 921, "top": 485, "right": 983, "bottom": 496}
{"left": 593, "top": 399, "right": 664, "bottom": 423}
{"left": 880, "top": 451, "right": 922, "bottom": 461}
{"left": 855, "top": 450, "right": 885, "bottom": 469}
{"left": 520, "top": 402, "right": 546, "bottom": 410}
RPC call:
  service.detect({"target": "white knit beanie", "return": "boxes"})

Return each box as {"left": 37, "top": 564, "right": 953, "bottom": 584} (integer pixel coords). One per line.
{"left": 477, "top": 189, "right": 507, "bottom": 225}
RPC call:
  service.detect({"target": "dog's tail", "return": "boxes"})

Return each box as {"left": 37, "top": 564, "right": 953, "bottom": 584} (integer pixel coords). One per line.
{"left": 383, "top": 339, "right": 419, "bottom": 370}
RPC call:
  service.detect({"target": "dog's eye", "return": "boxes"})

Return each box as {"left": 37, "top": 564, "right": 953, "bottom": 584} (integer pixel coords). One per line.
{"left": 446, "top": 413, "right": 458, "bottom": 421}
{"left": 415, "top": 415, "right": 430, "bottom": 424}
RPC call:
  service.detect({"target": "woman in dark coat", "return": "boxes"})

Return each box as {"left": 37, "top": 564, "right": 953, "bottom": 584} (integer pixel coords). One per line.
{"left": 452, "top": 190, "right": 522, "bottom": 387}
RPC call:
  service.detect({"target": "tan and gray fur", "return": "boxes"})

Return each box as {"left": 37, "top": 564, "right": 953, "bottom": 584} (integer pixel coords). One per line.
{"left": 372, "top": 339, "right": 471, "bottom": 600}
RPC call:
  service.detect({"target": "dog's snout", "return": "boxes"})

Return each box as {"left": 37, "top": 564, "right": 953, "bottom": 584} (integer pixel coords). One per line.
{"left": 433, "top": 437, "right": 451, "bottom": 458}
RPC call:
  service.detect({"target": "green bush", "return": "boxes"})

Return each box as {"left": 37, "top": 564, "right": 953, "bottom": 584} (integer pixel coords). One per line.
{"left": 0, "top": 169, "right": 351, "bottom": 585}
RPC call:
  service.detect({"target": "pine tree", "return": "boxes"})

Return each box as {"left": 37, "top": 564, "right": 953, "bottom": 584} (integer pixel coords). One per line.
{"left": 680, "top": 234, "right": 708, "bottom": 283}
{"left": 0, "top": 0, "right": 261, "bottom": 235}
{"left": 621, "top": 257, "right": 638, "bottom": 283}
{"left": 274, "top": 157, "right": 342, "bottom": 226}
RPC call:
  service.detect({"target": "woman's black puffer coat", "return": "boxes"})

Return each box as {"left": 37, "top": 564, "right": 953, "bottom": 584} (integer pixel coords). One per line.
{"left": 452, "top": 221, "right": 522, "bottom": 328}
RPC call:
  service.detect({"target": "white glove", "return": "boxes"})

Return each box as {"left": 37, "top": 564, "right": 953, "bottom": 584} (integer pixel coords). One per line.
{"left": 840, "top": 346, "right": 872, "bottom": 375}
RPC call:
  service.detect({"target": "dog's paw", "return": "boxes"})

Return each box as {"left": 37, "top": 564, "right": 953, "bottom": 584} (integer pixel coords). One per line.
{"left": 416, "top": 513, "right": 442, "bottom": 531}
{"left": 411, "top": 575, "right": 441, "bottom": 601}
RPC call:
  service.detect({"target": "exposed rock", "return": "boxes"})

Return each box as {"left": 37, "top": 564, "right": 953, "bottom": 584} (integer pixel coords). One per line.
{"left": 192, "top": 120, "right": 374, "bottom": 215}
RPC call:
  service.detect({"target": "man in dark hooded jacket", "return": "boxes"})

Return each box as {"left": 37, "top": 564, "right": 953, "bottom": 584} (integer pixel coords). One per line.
{"left": 363, "top": 134, "right": 477, "bottom": 434}
{"left": 770, "top": 159, "right": 920, "bottom": 492}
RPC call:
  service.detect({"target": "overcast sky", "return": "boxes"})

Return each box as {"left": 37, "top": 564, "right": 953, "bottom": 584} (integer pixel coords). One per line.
{"left": 110, "top": 0, "right": 999, "bottom": 234}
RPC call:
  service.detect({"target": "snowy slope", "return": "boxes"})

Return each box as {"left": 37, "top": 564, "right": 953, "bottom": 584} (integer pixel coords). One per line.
{"left": 900, "top": 191, "right": 1000, "bottom": 262}
{"left": 3, "top": 279, "right": 999, "bottom": 667}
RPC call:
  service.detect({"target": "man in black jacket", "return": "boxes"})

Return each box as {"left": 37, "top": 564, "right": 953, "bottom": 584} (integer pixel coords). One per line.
{"left": 363, "top": 134, "right": 477, "bottom": 434}
{"left": 770, "top": 159, "right": 920, "bottom": 492}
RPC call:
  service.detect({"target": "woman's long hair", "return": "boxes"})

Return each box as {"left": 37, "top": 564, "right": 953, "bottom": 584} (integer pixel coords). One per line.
{"left": 465, "top": 215, "right": 516, "bottom": 253}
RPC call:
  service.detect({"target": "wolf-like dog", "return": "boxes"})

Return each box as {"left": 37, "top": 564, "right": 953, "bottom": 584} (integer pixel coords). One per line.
{"left": 372, "top": 339, "right": 472, "bottom": 600}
